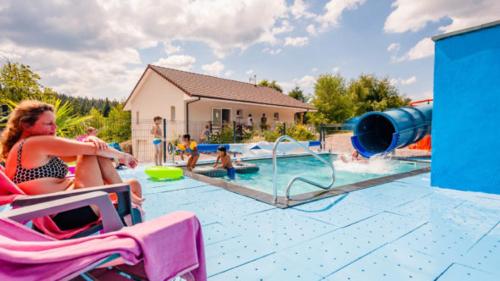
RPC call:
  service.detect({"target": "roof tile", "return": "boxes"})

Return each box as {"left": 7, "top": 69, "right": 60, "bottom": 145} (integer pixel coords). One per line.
{"left": 150, "top": 65, "right": 314, "bottom": 110}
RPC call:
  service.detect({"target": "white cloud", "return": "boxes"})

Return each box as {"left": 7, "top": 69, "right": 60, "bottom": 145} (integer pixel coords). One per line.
{"left": 0, "top": 0, "right": 291, "bottom": 98}
{"left": 245, "top": 69, "right": 254, "bottom": 76}
{"left": 262, "top": 47, "right": 282, "bottom": 55}
{"left": 153, "top": 55, "right": 196, "bottom": 71}
{"left": 164, "top": 41, "right": 181, "bottom": 55}
{"left": 224, "top": 70, "right": 233, "bottom": 77}
{"left": 332, "top": 66, "right": 340, "bottom": 73}
{"left": 406, "top": 38, "right": 434, "bottom": 60}
{"left": 387, "top": 43, "right": 400, "bottom": 52}
{"left": 394, "top": 37, "right": 434, "bottom": 62}
{"left": 306, "top": 24, "right": 318, "bottom": 36}
{"left": 290, "top": 0, "right": 316, "bottom": 19}
{"left": 201, "top": 61, "right": 225, "bottom": 76}
{"left": 317, "top": 0, "right": 366, "bottom": 30}
{"left": 271, "top": 20, "right": 294, "bottom": 35}
{"left": 400, "top": 76, "right": 417, "bottom": 85}
{"left": 384, "top": 0, "right": 500, "bottom": 34}
{"left": 390, "top": 75, "right": 417, "bottom": 86}
{"left": 311, "top": 67, "right": 318, "bottom": 73}
{"left": 284, "top": 36, "right": 309, "bottom": 47}
{"left": 281, "top": 75, "right": 316, "bottom": 94}
{"left": 0, "top": 40, "right": 143, "bottom": 99}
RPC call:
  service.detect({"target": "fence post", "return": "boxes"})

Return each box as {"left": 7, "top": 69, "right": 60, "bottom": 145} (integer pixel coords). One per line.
{"left": 319, "top": 124, "right": 324, "bottom": 150}
{"left": 163, "top": 119, "right": 167, "bottom": 164}
{"left": 233, "top": 121, "right": 236, "bottom": 144}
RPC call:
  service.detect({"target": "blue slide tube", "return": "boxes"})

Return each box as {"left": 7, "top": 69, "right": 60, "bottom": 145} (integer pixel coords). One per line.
{"left": 351, "top": 105, "right": 432, "bottom": 158}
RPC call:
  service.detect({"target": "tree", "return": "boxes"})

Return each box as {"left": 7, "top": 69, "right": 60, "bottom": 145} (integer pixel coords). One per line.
{"left": 102, "top": 98, "right": 111, "bottom": 117}
{"left": 258, "top": 79, "right": 283, "bottom": 93}
{"left": 308, "top": 74, "right": 355, "bottom": 125}
{"left": 288, "top": 86, "right": 307, "bottom": 102}
{"left": 349, "top": 75, "right": 410, "bottom": 116}
{"left": 99, "top": 104, "right": 131, "bottom": 142}
{"left": 0, "top": 61, "right": 50, "bottom": 102}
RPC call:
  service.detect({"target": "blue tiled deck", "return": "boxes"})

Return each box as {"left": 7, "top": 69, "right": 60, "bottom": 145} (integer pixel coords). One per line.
{"left": 122, "top": 169, "right": 500, "bottom": 280}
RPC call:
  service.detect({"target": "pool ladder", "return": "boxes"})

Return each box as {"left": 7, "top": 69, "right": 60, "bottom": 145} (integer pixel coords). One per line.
{"left": 272, "top": 135, "right": 336, "bottom": 204}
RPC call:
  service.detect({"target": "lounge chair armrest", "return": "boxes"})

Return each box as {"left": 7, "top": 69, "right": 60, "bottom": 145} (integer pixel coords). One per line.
{"left": 0, "top": 191, "right": 124, "bottom": 233}
{"left": 11, "top": 183, "right": 131, "bottom": 207}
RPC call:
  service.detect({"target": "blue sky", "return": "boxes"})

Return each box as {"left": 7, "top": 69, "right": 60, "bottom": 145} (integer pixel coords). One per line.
{"left": 0, "top": 0, "right": 498, "bottom": 101}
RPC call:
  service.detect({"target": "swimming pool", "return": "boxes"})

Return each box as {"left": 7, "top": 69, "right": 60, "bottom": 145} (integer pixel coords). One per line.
{"left": 209, "top": 154, "right": 430, "bottom": 197}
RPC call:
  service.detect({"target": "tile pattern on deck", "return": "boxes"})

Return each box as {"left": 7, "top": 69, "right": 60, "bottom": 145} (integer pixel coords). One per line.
{"left": 128, "top": 171, "right": 500, "bottom": 281}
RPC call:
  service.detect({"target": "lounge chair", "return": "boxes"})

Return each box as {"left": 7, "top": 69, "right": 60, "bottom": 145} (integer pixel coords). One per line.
{"left": 0, "top": 191, "right": 206, "bottom": 281}
{"left": 0, "top": 166, "right": 142, "bottom": 239}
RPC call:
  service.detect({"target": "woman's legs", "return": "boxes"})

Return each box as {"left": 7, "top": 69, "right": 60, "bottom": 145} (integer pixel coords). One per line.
{"left": 96, "top": 156, "right": 144, "bottom": 205}
{"left": 74, "top": 155, "right": 105, "bottom": 188}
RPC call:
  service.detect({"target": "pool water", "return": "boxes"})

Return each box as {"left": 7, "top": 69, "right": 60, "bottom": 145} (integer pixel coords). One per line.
{"left": 229, "top": 154, "right": 429, "bottom": 196}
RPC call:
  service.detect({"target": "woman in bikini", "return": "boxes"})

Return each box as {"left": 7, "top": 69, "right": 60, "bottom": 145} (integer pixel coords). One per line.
{"left": 0, "top": 100, "right": 144, "bottom": 230}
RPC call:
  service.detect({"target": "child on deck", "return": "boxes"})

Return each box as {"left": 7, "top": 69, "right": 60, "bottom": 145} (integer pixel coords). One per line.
{"left": 178, "top": 134, "right": 199, "bottom": 171}
{"left": 151, "top": 116, "right": 162, "bottom": 166}
{"left": 214, "top": 146, "right": 235, "bottom": 180}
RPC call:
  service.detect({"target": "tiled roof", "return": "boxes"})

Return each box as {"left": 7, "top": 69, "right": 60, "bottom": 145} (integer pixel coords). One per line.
{"left": 148, "top": 65, "right": 314, "bottom": 110}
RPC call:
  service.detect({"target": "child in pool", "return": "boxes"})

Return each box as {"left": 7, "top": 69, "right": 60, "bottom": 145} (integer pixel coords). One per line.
{"left": 214, "top": 145, "right": 235, "bottom": 180}
{"left": 178, "top": 134, "right": 199, "bottom": 171}
{"left": 151, "top": 116, "right": 162, "bottom": 166}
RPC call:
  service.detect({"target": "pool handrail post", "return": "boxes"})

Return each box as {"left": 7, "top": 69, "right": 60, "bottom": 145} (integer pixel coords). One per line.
{"left": 272, "top": 135, "right": 336, "bottom": 204}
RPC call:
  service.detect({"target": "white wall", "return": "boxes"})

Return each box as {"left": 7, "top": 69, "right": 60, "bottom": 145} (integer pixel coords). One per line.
{"left": 128, "top": 70, "right": 188, "bottom": 161}
{"left": 188, "top": 99, "right": 302, "bottom": 138}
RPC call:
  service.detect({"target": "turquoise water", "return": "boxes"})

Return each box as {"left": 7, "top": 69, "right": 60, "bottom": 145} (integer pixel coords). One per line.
{"left": 229, "top": 155, "right": 429, "bottom": 196}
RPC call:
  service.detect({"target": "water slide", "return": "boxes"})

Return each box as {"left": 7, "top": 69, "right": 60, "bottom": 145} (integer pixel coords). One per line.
{"left": 351, "top": 104, "right": 432, "bottom": 158}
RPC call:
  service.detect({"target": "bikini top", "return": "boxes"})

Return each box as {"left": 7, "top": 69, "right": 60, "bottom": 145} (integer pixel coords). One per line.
{"left": 12, "top": 140, "right": 68, "bottom": 184}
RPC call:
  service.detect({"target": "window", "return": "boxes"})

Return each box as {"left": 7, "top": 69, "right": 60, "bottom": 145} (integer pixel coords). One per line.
{"left": 170, "top": 106, "right": 176, "bottom": 121}
{"left": 273, "top": 112, "right": 280, "bottom": 121}
{"left": 212, "top": 108, "right": 231, "bottom": 127}
{"left": 135, "top": 111, "right": 139, "bottom": 124}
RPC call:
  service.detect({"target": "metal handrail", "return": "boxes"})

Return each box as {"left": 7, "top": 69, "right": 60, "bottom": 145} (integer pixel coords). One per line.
{"left": 272, "top": 135, "right": 336, "bottom": 204}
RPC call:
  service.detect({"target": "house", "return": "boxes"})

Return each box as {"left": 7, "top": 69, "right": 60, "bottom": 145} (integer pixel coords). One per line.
{"left": 431, "top": 20, "right": 500, "bottom": 194}
{"left": 124, "top": 65, "right": 314, "bottom": 161}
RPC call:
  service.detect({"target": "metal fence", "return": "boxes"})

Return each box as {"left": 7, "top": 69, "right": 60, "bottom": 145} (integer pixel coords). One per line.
{"left": 129, "top": 118, "right": 319, "bottom": 162}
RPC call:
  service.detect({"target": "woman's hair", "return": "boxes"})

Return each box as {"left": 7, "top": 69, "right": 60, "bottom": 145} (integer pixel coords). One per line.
{"left": 0, "top": 100, "right": 54, "bottom": 160}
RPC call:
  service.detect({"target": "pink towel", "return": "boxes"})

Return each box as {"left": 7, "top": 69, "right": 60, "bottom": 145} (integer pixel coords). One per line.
{"left": 0, "top": 169, "right": 98, "bottom": 239}
{"left": 0, "top": 211, "right": 206, "bottom": 281}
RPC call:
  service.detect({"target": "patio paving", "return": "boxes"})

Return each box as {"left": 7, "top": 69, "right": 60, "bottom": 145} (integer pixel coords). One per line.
{"left": 124, "top": 169, "right": 500, "bottom": 281}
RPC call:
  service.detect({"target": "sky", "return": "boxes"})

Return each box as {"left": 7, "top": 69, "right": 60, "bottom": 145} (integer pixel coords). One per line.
{"left": 0, "top": 0, "right": 498, "bottom": 101}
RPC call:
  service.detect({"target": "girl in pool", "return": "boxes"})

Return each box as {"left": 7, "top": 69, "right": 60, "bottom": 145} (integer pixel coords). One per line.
{"left": 213, "top": 145, "right": 235, "bottom": 180}
{"left": 150, "top": 116, "right": 162, "bottom": 166}
{"left": 178, "top": 134, "right": 199, "bottom": 171}
{"left": 0, "top": 100, "right": 144, "bottom": 230}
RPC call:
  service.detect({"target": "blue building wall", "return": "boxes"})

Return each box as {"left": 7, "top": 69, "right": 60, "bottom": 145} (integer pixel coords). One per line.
{"left": 431, "top": 24, "right": 500, "bottom": 194}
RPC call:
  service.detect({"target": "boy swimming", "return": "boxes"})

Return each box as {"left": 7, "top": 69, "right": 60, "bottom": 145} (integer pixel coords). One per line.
{"left": 178, "top": 134, "right": 199, "bottom": 171}
{"left": 214, "top": 145, "right": 235, "bottom": 180}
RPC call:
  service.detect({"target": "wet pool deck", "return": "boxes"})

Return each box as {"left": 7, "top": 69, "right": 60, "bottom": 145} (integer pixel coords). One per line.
{"left": 121, "top": 169, "right": 500, "bottom": 281}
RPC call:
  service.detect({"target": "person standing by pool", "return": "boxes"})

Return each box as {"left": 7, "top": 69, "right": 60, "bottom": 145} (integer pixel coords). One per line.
{"left": 260, "top": 113, "right": 268, "bottom": 131}
{"left": 246, "top": 114, "right": 254, "bottom": 130}
{"left": 0, "top": 100, "right": 144, "bottom": 230}
{"left": 151, "top": 116, "right": 162, "bottom": 166}
{"left": 199, "top": 124, "right": 211, "bottom": 143}
{"left": 178, "top": 134, "right": 199, "bottom": 171}
{"left": 214, "top": 145, "right": 235, "bottom": 180}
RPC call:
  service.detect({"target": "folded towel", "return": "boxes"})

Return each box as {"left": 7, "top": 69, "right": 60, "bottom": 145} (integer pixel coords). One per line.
{"left": 0, "top": 211, "right": 206, "bottom": 281}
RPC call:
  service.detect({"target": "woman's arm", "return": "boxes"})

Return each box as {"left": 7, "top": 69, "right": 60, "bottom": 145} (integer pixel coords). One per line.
{"left": 27, "top": 136, "right": 126, "bottom": 160}
{"left": 214, "top": 156, "right": 220, "bottom": 167}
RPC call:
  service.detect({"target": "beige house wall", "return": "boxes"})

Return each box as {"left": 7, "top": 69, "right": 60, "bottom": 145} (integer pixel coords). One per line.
{"left": 126, "top": 70, "right": 309, "bottom": 161}
{"left": 127, "top": 70, "right": 188, "bottom": 161}
{"left": 188, "top": 99, "right": 302, "bottom": 138}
